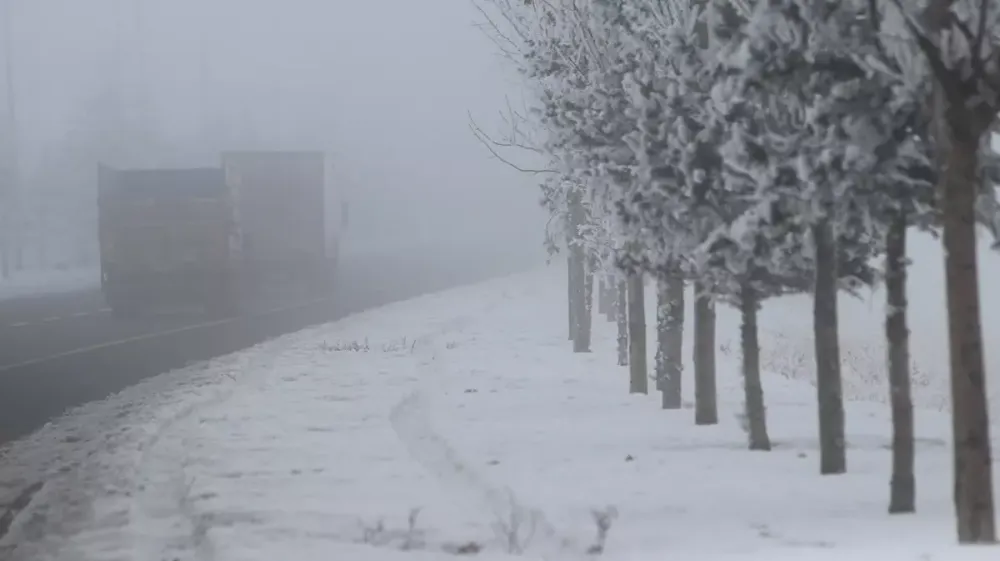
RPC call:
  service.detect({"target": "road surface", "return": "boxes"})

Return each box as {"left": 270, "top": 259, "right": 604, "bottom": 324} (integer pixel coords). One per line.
{"left": 0, "top": 244, "right": 542, "bottom": 444}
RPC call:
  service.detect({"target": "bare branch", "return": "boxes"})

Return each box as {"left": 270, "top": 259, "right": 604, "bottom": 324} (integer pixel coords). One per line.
{"left": 468, "top": 116, "right": 557, "bottom": 175}
{"left": 473, "top": 109, "right": 545, "bottom": 155}
{"left": 495, "top": 0, "right": 536, "bottom": 46}
{"left": 473, "top": 21, "right": 521, "bottom": 62}
{"left": 471, "top": 1, "right": 523, "bottom": 62}
{"left": 498, "top": 96, "right": 545, "bottom": 153}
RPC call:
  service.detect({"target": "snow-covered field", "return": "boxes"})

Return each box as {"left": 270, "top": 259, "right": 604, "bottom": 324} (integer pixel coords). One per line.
{"left": 2, "top": 232, "right": 1000, "bottom": 560}
{"left": 0, "top": 267, "right": 99, "bottom": 300}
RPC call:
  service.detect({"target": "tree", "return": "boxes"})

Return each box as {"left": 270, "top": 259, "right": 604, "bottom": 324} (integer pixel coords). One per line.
{"left": 725, "top": 0, "right": 999, "bottom": 517}
{"left": 656, "top": 274, "right": 685, "bottom": 409}
{"left": 717, "top": 0, "right": 908, "bottom": 474}
{"left": 721, "top": 0, "right": 854, "bottom": 472}
{"left": 568, "top": 185, "right": 593, "bottom": 352}
{"left": 467, "top": 98, "right": 581, "bottom": 348}
{"left": 884, "top": 197, "right": 914, "bottom": 513}
{"left": 616, "top": 278, "right": 629, "bottom": 366}
{"left": 580, "top": 213, "right": 631, "bottom": 362}
{"left": 891, "top": 0, "right": 1000, "bottom": 542}
{"left": 692, "top": 280, "right": 717, "bottom": 424}
{"left": 613, "top": 0, "right": 712, "bottom": 412}
{"left": 627, "top": 271, "right": 648, "bottom": 394}
{"left": 859, "top": 1, "right": 937, "bottom": 515}
{"left": 617, "top": 0, "right": 735, "bottom": 426}
{"left": 483, "top": 0, "right": 1000, "bottom": 540}
{"left": 508, "top": 0, "right": 655, "bottom": 385}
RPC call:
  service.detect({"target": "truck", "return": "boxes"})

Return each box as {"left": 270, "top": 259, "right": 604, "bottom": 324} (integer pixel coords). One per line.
{"left": 97, "top": 151, "right": 342, "bottom": 318}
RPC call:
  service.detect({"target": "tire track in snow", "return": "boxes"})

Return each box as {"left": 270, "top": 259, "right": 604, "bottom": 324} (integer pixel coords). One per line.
{"left": 117, "top": 287, "right": 507, "bottom": 560}
{"left": 126, "top": 388, "right": 233, "bottom": 561}
{"left": 390, "top": 377, "right": 577, "bottom": 558}
{"left": 125, "top": 343, "right": 298, "bottom": 561}
{"left": 122, "top": 290, "right": 508, "bottom": 560}
{"left": 0, "top": 271, "right": 537, "bottom": 559}
{"left": 387, "top": 279, "right": 586, "bottom": 558}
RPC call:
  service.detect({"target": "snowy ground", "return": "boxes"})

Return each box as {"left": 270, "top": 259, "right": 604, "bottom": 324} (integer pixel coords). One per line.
{"left": 0, "top": 267, "right": 99, "bottom": 300}
{"left": 2, "top": 238, "right": 1000, "bottom": 560}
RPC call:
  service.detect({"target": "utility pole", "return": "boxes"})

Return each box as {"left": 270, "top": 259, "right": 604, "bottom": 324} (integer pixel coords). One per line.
{"left": 1, "top": 0, "right": 20, "bottom": 276}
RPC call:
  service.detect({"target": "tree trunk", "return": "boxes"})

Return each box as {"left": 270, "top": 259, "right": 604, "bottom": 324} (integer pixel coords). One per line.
{"left": 567, "top": 186, "right": 588, "bottom": 348}
{"left": 941, "top": 136, "right": 996, "bottom": 542}
{"left": 598, "top": 278, "right": 610, "bottom": 316}
{"left": 573, "top": 250, "right": 592, "bottom": 353}
{"left": 627, "top": 272, "right": 647, "bottom": 394}
{"left": 740, "top": 281, "right": 771, "bottom": 451}
{"left": 604, "top": 279, "right": 618, "bottom": 322}
{"left": 921, "top": 0, "right": 997, "bottom": 538}
{"left": 693, "top": 280, "right": 718, "bottom": 425}
{"left": 885, "top": 207, "right": 915, "bottom": 514}
{"left": 813, "top": 215, "right": 846, "bottom": 475}
{"left": 606, "top": 280, "right": 618, "bottom": 322}
{"left": 657, "top": 276, "right": 684, "bottom": 409}
{"left": 616, "top": 279, "right": 628, "bottom": 367}
{"left": 655, "top": 281, "right": 667, "bottom": 393}
{"left": 567, "top": 254, "right": 575, "bottom": 341}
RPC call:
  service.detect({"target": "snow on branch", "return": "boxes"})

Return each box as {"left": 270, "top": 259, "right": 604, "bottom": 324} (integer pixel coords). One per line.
{"left": 886, "top": 0, "right": 1000, "bottom": 139}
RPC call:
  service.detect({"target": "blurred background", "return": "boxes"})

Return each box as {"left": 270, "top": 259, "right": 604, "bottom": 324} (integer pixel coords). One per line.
{"left": 0, "top": 0, "right": 547, "bottom": 271}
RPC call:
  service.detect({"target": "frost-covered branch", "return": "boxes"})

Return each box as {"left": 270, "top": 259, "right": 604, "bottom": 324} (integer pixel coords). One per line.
{"left": 468, "top": 116, "right": 557, "bottom": 175}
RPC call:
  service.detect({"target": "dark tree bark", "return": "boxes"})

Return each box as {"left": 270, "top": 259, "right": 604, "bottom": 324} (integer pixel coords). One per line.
{"left": 567, "top": 189, "right": 590, "bottom": 351}
{"left": 885, "top": 207, "right": 915, "bottom": 514}
{"left": 656, "top": 276, "right": 684, "bottom": 409}
{"left": 616, "top": 279, "right": 628, "bottom": 367}
{"left": 942, "top": 136, "right": 995, "bottom": 541}
{"left": 598, "top": 278, "right": 610, "bottom": 316}
{"left": 656, "top": 282, "right": 667, "bottom": 392}
{"left": 921, "top": 0, "right": 996, "bottom": 540}
{"left": 606, "top": 280, "right": 618, "bottom": 323}
{"left": 581, "top": 259, "right": 594, "bottom": 351}
{"left": 813, "top": 215, "right": 846, "bottom": 475}
{"left": 627, "top": 273, "right": 647, "bottom": 394}
{"left": 693, "top": 280, "right": 718, "bottom": 425}
{"left": 570, "top": 244, "right": 592, "bottom": 353}
{"left": 740, "top": 281, "right": 771, "bottom": 451}
{"left": 567, "top": 254, "right": 575, "bottom": 341}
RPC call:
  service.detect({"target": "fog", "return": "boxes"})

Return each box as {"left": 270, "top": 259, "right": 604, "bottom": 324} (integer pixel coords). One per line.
{"left": 1, "top": 0, "right": 547, "bottom": 269}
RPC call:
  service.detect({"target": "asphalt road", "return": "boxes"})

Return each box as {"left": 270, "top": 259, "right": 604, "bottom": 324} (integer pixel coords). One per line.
{"left": 0, "top": 244, "right": 542, "bottom": 444}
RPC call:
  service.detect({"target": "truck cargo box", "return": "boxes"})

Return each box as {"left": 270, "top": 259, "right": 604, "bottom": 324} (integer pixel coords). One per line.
{"left": 98, "top": 165, "right": 238, "bottom": 316}
{"left": 97, "top": 151, "right": 339, "bottom": 318}
{"left": 222, "top": 151, "right": 328, "bottom": 267}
